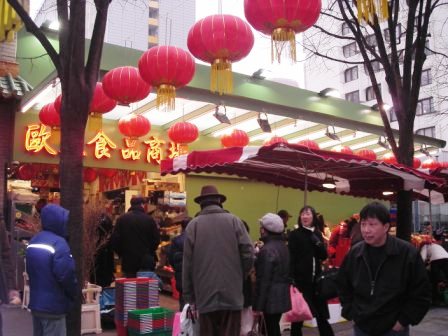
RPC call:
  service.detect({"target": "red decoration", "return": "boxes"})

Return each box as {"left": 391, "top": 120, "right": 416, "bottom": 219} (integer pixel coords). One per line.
{"left": 413, "top": 157, "right": 422, "bottom": 169}
{"left": 138, "top": 46, "right": 195, "bottom": 110}
{"left": 356, "top": 149, "right": 377, "bottom": 161}
{"left": 83, "top": 168, "right": 97, "bottom": 183}
{"left": 97, "top": 168, "right": 118, "bottom": 178}
{"left": 187, "top": 14, "right": 254, "bottom": 95}
{"left": 168, "top": 122, "right": 199, "bottom": 144}
{"left": 440, "top": 161, "right": 448, "bottom": 168}
{"left": 102, "top": 66, "right": 151, "bottom": 105}
{"left": 331, "top": 145, "right": 353, "bottom": 155}
{"left": 90, "top": 82, "right": 117, "bottom": 113}
{"left": 221, "top": 129, "right": 250, "bottom": 148}
{"left": 244, "top": 0, "right": 321, "bottom": 62}
{"left": 39, "top": 103, "right": 60, "bottom": 128}
{"left": 54, "top": 95, "right": 62, "bottom": 114}
{"left": 17, "top": 164, "right": 36, "bottom": 180}
{"left": 118, "top": 114, "right": 151, "bottom": 139}
{"left": 382, "top": 153, "right": 397, "bottom": 165}
{"left": 297, "top": 139, "right": 320, "bottom": 150}
{"left": 264, "top": 136, "right": 288, "bottom": 146}
{"left": 421, "top": 158, "right": 440, "bottom": 170}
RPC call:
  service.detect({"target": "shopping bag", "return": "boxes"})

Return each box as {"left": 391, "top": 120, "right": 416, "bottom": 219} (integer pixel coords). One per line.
{"left": 284, "top": 285, "right": 313, "bottom": 322}
{"left": 172, "top": 312, "right": 181, "bottom": 336}
{"left": 240, "top": 306, "right": 254, "bottom": 336}
{"left": 315, "top": 267, "right": 339, "bottom": 300}
{"left": 180, "top": 304, "right": 199, "bottom": 335}
{"left": 247, "top": 314, "right": 267, "bottom": 336}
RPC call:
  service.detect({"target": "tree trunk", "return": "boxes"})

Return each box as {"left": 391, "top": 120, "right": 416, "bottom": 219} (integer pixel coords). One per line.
{"left": 396, "top": 190, "right": 413, "bottom": 241}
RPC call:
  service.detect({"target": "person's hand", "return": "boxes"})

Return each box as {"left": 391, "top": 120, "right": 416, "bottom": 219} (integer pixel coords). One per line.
{"left": 9, "top": 290, "right": 21, "bottom": 305}
{"left": 392, "top": 321, "right": 405, "bottom": 331}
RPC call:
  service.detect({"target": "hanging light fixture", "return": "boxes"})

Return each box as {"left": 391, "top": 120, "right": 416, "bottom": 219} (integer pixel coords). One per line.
{"left": 257, "top": 112, "right": 271, "bottom": 133}
{"left": 322, "top": 175, "right": 336, "bottom": 189}
{"left": 377, "top": 135, "right": 390, "bottom": 149}
{"left": 325, "top": 126, "right": 340, "bottom": 141}
{"left": 213, "top": 104, "right": 231, "bottom": 124}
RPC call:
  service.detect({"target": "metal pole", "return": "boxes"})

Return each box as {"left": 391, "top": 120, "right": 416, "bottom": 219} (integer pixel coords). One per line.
{"left": 428, "top": 190, "right": 433, "bottom": 237}
{"left": 304, "top": 164, "right": 308, "bottom": 206}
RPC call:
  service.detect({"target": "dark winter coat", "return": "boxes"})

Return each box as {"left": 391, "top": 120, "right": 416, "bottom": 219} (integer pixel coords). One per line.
{"left": 168, "top": 232, "right": 185, "bottom": 293}
{"left": 0, "top": 215, "right": 14, "bottom": 304}
{"left": 288, "top": 226, "right": 329, "bottom": 319}
{"left": 254, "top": 235, "right": 291, "bottom": 314}
{"left": 112, "top": 205, "right": 160, "bottom": 275}
{"left": 337, "top": 236, "right": 431, "bottom": 336}
{"left": 90, "top": 214, "right": 114, "bottom": 287}
{"left": 26, "top": 204, "right": 77, "bottom": 315}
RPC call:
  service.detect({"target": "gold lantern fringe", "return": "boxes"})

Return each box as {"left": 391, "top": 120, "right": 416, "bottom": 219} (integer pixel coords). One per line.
{"left": 211, "top": 59, "right": 232, "bottom": 95}
{"left": 179, "top": 144, "right": 188, "bottom": 155}
{"left": 357, "top": 0, "right": 389, "bottom": 24}
{"left": 271, "top": 28, "right": 296, "bottom": 63}
{"left": 88, "top": 112, "right": 103, "bottom": 132}
{"left": 157, "top": 84, "right": 176, "bottom": 111}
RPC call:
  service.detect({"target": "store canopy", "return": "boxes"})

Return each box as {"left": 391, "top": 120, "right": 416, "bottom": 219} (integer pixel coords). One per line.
{"left": 161, "top": 143, "right": 445, "bottom": 202}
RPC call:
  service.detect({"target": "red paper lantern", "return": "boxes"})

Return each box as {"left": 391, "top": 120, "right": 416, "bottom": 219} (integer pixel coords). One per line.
{"left": 221, "top": 129, "right": 250, "bottom": 148}
{"left": 421, "top": 158, "right": 440, "bottom": 170}
{"left": 90, "top": 82, "right": 117, "bottom": 113}
{"left": 356, "top": 149, "right": 377, "bottom": 161}
{"left": 382, "top": 153, "right": 397, "bottom": 164}
{"left": 168, "top": 122, "right": 199, "bottom": 144}
{"left": 331, "top": 145, "right": 353, "bottom": 155}
{"left": 17, "top": 164, "right": 36, "bottom": 180}
{"left": 102, "top": 66, "right": 151, "bottom": 105}
{"left": 54, "top": 94, "right": 62, "bottom": 114}
{"left": 297, "top": 139, "right": 320, "bottom": 150}
{"left": 138, "top": 46, "right": 195, "bottom": 110}
{"left": 264, "top": 136, "right": 288, "bottom": 146}
{"left": 97, "top": 168, "right": 118, "bottom": 178}
{"left": 118, "top": 114, "right": 151, "bottom": 139}
{"left": 188, "top": 14, "right": 254, "bottom": 95}
{"left": 413, "top": 157, "right": 421, "bottom": 169}
{"left": 244, "top": 0, "right": 321, "bottom": 62}
{"left": 39, "top": 103, "right": 60, "bottom": 128}
{"left": 83, "top": 168, "right": 97, "bottom": 183}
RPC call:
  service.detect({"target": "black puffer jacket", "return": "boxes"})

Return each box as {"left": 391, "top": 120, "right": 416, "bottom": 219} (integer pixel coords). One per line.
{"left": 337, "top": 236, "right": 431, "bottom": 336}
{"left": 254, "top": 235, "right": 291, "bottom": 314}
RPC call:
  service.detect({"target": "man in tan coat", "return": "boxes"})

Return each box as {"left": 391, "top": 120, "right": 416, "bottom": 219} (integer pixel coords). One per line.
{"left": 183, "top": 185, "right": 254, "bottom": 336}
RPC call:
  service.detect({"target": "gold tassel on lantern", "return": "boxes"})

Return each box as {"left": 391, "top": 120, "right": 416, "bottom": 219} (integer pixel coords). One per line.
{"left": 88, "top": 112, "right": 103, "bottom": 132}
{"left": 357, "top": 0, "right": 389, "bottom": 24}
{"left": 157, "top": 84, "right": 176, "bottom": 111}
{"left": 271, "top": 27, "right": 296, "bottom": 63}
{"left": 211, "top": 58, "right": 232, "bottom": 95}
{"left": 50, "top": 127, "right": 61, "bottom": 147}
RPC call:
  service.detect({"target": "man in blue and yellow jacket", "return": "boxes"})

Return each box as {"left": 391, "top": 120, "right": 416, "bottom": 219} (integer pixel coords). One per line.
{"left": 26, "top": 204, "right": 77, "bottom": 336}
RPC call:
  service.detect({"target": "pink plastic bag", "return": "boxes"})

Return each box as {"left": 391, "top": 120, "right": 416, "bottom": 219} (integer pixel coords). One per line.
{"left": 284, "top": 285, "right": 313, "bottom": 322}
{"left": 172, "top": 312, "right": 181, "bottom": 336}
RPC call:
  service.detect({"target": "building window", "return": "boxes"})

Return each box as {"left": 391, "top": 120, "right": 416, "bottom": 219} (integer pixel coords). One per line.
{"left": 384, "top": 24, "right": 402, "bottom": 43}
{"left": 342, "top": 22, "right": 350, "bottom": 35}
{"left": 421, "top": 69, "right": 432, "bottom": 86}
{"left": 365, "top": 84, "right": 381, "bottom": 101}
{"left": 425, "top": 40, "right": 433, "bottom": 55}
{"left": 364, "top": 60, "right": 382, "bottom": 73}
{"left": 388, "top": 50, "right": 404, "bottom": 64}
{"left": 366, "top": 34, "right": 377, "bottom": 48}
{"left": 149, "top": 7, "right": 158, "bottom": 19}
{"left": 416, "top": 97, "right": 434, "bottom": 115}
{"left": 416, "top": 126, "right": 435, "bottom": 138}
{"left": 343, "top": 42, "right": 359, "bottom": 57}
{"left": 345, "top": 90, "right": 360, "bottom": 103}
{"left": 148, "top": 25, "right": 158, "bottom": 36}
{"left": 389, "top": 108, "right": 397, "bottom": 122}
{"left": 344, "top": 66, "right": 358, "bottom": 83}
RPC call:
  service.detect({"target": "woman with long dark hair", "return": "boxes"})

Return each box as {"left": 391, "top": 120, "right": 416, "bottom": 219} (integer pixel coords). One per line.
{"left": 288, "top": 206, "right": 334, "bottom": 336}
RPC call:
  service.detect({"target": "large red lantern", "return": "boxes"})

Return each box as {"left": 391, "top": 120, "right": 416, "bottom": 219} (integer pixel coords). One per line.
{"left": 102, "top": 66, "right": 151, "bottom": 105}
{"left": 382, "top": 153, "right": 397, "bottom": 165}
{"left": 168, "top": 122, "right": 199, "bottom": 144}
{"left": 297, "top": 139, "right": 320, "bottom": 150}
{"left": 413, "top": 157, "right": 421, "bottom": 169}
{"left": 221, "top": 129, "right": 250, "bottom": 148}
{"left": 244, "top": 0, "right": 321, "bottom": 62}
{"left": 264, "top": 136, "right": 288, "bottom": 146}
{"left": 421, "top": 158, "right": 440, "bottom": 170}
{"left": 83, "top": 168, "right": 97, "bottom": 183}
{"left": 97, "top": 168, "right": 118, "bottom": 178}
{"left": 118, "top": 114, "right": 151, "bottom": 139}
{"left": 331, "top": 145, "right": 353, "bottom": 155}
{"left": 356, "top": 149, "right": 377, "bottom": 161}
{"left": 187, "top": 14, "right": 254, "bottom": 95}
{"left": 17, "top": 164, "right": 36, "bottom": 180}
{"left": 88, "top": 82, "right": 117, "bottom": 131}
{"left": 54, "top": 94, "right": 62, "bottom": 114}
{"left": 138, "top": 46, "right": 195, "bottom": 110}
{"left": 39, "top": 103, "right": 60, "bottom": 128}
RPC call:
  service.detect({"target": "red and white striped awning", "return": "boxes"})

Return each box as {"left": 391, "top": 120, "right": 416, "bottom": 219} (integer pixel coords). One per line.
{"left": 161, "top": 143, "right": 445, "bottom": 201}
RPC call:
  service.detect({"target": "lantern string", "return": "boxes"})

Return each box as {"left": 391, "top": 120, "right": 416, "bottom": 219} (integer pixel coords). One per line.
{"left": 218, "top": 0, "right": 222, "bottom": 14}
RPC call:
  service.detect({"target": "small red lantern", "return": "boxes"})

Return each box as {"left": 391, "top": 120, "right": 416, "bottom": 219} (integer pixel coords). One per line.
{"left": 382, "top": 153, "right": 397, "bottom": 164}
{"left": 356, "top": 149, "right": 377, "bottom": 161}
{"left": 168, "top": 122, "right": 199, "bottom": 144}
{"left": 17, "top": 164, "right": 36, "bottom": 180}
{"left": 264, "top": 136, "right": 288, "bottom": 146}
{"left": 83, "top": 168, "right": 97, "bottom": 183}
{"left": 297, "top": 139, "right": 320, "bottom": 150}
{"left": 97, "top": 168, "right": 118, "bottom": 178}
{"left": 421, "top": 158, "right": 440, "bottom": 170}
{"left": 331, "top": 145, "right": 353, "bottom": 155}
{"left": 413, "top": 157, "right": 422, "bottom": 169}
{"left": 118, "top": 114, "right": 151, "bottom": 139}
{"left": 39, "top": 103, "right": 60, "bottom": 128}
{"left": 54, "top": 94, "right": 62, "bottom": 114}
{"left": 188, "top": 14, "right": 254, "bottom": 95}
{"left": 138, "top": 46, "right": 195, "bottom": 110}
{"left": 244, "top": 0, "right": 321, "bottom": 62}
{"left": 88, "top": 82, "right": 117, "bottom": 131}
{"left": 221, "top": 129, "right": 250, "bottom": 148}
{"left": 102, "top": 66, "right": 151, "bottom": 105}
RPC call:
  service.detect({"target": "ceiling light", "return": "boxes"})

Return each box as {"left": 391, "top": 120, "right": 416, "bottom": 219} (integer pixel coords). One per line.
{"left": 371, "top": 103, "right": 392, "bottom": 112}
{"left": 382, "top": 191, "right": 394, "bottom": 196}
{"left": 257, "top": 112, "right": 271, "bottom": 133}
{"left": 41, "top": 20, "right": 60, "bottom": 31}
{"left": 419, "top": 144, "right": 431, "bottom": 156}
{"left": 250, "top": 68, "right": 269, "bottom": 81}
{"left": 377, "top": 135, "right": 390, "bottom": 149}
{"left": 213, "top": 104, "right": 231, "bottom": 124}
{"left": 318, "top": 88, "right": 341, "bottom": 98}
{"left": 325, "top": 126, "right": 340, "bottom": 141}
{"left": 322, "top": 175, "right": 336, "bottom": 189}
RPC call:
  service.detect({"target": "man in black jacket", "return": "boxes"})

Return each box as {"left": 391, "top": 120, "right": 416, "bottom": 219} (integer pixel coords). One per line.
{"left": 112, "top": 197, "right": 160, "bottom": 277}
{"left": 337, "top": 202, "right": 431, "bottom": 336}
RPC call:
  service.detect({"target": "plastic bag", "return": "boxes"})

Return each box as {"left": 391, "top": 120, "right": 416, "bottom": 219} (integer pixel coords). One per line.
{"left": 240, "top": 306, "right": 254, "bottom": 335}
{"left": 284, "top": 285, "right": 313, "bottom": 322}
{"left": 180, "top": 304, "right": 200, "bottom": 335}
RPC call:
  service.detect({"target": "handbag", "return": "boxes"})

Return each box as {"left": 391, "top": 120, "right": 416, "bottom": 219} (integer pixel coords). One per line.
{"left": 247, "top": 314, "right": 267, "bottom": 336}
{"left": 284, "top": 285, "right": 313, "bottom": 322}
{"left": 315, "top": 267, "right": 339, "bottom": 300}
{"left": 180, "top": 304, "right": 200, "bottom": 335}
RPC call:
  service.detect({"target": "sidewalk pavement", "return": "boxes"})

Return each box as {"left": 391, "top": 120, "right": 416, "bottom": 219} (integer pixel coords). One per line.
{"left": 2, "top": 298, "right": 447, "bottom": 335}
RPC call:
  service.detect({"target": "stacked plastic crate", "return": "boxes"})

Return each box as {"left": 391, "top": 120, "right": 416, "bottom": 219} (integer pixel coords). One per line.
{"left": 128, "top": 307, "right": 174, "bottom": 335}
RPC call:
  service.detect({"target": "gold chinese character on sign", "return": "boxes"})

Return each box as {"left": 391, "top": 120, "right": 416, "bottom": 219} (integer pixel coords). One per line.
{"left": 121, "top": 138, "right": 142, "bottom": 161}
{"left": 144, "top": 136, "right": 165, "bottom": 164}
{"left": 24, "top": 124, "right": 57, "bottom": 156}
{"left": 87, "top": 130, "right": 117, "bottom": 159}
{"left": 167, "top": 142, "right": 182, "bottom": 159}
